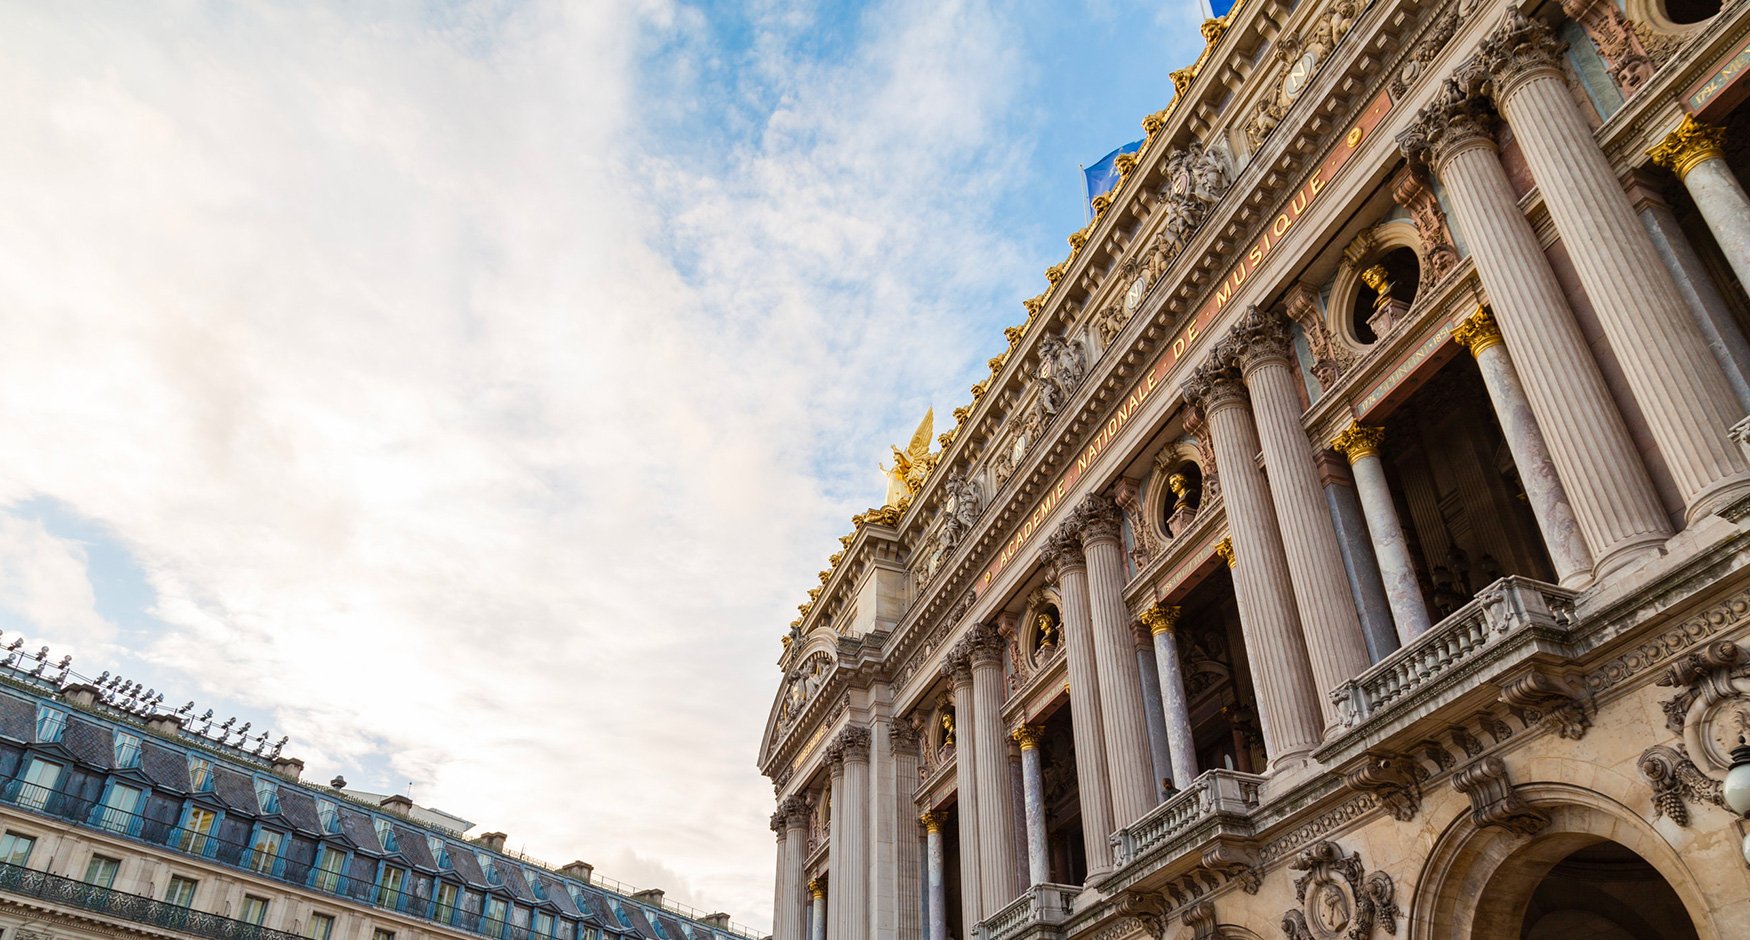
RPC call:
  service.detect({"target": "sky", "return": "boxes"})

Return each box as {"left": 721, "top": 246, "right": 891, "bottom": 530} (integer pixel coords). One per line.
{"left": 0, "top": 1, "right": 1208, "bottom": 930}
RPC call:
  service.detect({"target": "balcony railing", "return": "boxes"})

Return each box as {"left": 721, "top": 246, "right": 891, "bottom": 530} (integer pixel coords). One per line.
{"left": 0, "top": 859, "right": 304, "bottom": 940}
{"left": 975, "top": 883, "right": 1077, "bottom": 940}
{"left": 1326, "top": 576, "right": 1576, "bottom": 733}
{"left": 1111, "top": 769, "right": 1264, "bottom": 868}
{"left": 0, "top": 783, "right": 558, "bottom": 940}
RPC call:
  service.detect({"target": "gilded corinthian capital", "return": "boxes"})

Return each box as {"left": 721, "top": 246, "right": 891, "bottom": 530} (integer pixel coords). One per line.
{"left": 1139, "top": 604, "right": 1182, "bottom": 636}
{"left": 1331, "top": 423, "right": 1386, "bottom": 463}
{"left": 1649, "top": 115, "right": 1728, "bottom": 182}
{"left": 1452, "top": 306, "right": 1505, "bottom": 358}
{"left": 1478, "top": 7, "right": 1567, "bottom": 97}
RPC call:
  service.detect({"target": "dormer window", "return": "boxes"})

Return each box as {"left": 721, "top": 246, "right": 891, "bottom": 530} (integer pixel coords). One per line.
{"left": 373, "top": 818, "right": 398, "bottom": 852}
{"left": 187, "top": 757, "right": 215, "bottom": 792}
{"left": 315, "top": 798, "right": 340, "bottom": 834}
{"left": 478, "top": 852, "right": 501, "bottom": 884}
{"left": 254, "top": 778, "right": 280, "bottom": 814}
{"left": 524, "top": 870, "right": 547, "bottom": 900}
{"left": 34, "top": 706, "right": 65, "bottom": 743}
{"left": 426, "top": 835, "right": 450, "bottom": 868}
{"left": 113, "top": 732, "right": 142, "bottom": 769}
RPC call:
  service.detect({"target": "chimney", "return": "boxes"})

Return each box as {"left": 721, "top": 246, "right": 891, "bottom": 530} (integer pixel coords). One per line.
{"left": 475, "top": 832, "right": 507, "bottom": 852}
{"left": 145, "top": 714, "right": 184, "bottom": 736}
{"left": 632, "top": 889, "right": 665, "bottom": 908}
{"left": 61, "top": 683, "right": 100, "bottom": 708}
{"left": 559, "top": 861, "right": 594, "bottom": 884}
{"left": 380, "top": 794, "right": 414, "bottom": 818}
{"left": 271, "top": 756, "right": 305, "bottom": 783}
{"left": 701, "top": 913, "right": 731, "bottom": 929}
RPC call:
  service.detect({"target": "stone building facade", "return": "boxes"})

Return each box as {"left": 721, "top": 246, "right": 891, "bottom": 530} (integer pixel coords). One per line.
{"left": 0, "top": 655, "right": 753, "bottom": 940}
{"left": 758, "top": 0, "right": 1750, "bottom": 937}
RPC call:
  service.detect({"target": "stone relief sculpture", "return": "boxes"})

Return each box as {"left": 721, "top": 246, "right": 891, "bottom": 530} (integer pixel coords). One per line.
{"left": 1282, "top": 841, "right": 1399, "bottom": 940}
{"left": 1036, "top": 332, "right": 1088, "bottom": 418}
{"left": 777, "top": 652, "right": 833, "bottom": 731}
{"left": 1245, "top": 0, "right": 1363, "bottom": 148}
{"left": 1639, "top": 641, "right": 1750, "bottom": 824}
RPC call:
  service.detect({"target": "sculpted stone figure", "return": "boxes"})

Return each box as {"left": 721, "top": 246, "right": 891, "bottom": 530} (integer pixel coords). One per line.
{"left": 939, "top": 710, "right": 956, "bottom": 749}
{"left": 1036, "top": 611, "right": 1060, "bottom": 652}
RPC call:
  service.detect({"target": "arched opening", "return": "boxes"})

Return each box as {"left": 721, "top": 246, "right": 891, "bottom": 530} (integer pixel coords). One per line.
{"left": 1664, "top": 0, "right": 1721, "bottom": 24}
{"left": 1519, "top": 841, "right": 1699, "bottom": 940}
{"left": 1350, "top": 246, "right": 1421, "bottom": 343}
{"left": 1158, "top": 461, "right": 1204, "bottom": 537}
{"left": 1028, "top": 603, "right": 1064, "bottom": 664}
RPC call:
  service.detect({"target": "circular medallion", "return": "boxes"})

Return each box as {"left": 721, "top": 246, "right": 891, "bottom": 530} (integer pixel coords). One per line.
{"left": 1310, "top": 881, "right": 1352, "bottom": 938}
{"left": 1124, "top": 275, "right": 1148, "bottom": 311}
{"left": 1284, "top": 50, "right": 1318, "bottom": 100}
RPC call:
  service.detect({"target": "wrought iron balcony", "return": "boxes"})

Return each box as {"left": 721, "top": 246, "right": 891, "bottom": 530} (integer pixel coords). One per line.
{"left": 0, "top": 859, "right": 304, "bottom": 940}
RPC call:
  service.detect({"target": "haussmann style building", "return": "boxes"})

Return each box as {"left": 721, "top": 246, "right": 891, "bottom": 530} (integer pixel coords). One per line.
{"left": 758, "top": 0, "right": 1750, "bottom": 937}
{"left": 0, "top": 650, "right": 758, "bottom": 940}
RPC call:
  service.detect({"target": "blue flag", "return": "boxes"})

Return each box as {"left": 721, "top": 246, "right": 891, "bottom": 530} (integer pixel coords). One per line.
{"left": 1201, "top": 0, "right": 1238, "bottom": 16}
{"left": 1082, "top": 139, "right": 1145, "bottom": 219}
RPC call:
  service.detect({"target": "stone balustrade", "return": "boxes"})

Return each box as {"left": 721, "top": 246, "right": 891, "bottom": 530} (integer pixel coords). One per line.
{"left": 975, "top": 883, "right": 1079, "bottom": 940}
{"left": 1109, "top": 770, "right": 1265, "bottom": 877}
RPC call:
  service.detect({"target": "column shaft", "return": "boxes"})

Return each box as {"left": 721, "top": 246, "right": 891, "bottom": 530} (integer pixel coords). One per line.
{"left": 1332, "top": 425, "right": 1431, "bottom": 643}
{"left": 827, "top": 765, "right": 848, "bottom": 939}
{"left": 923, "top": 817, "right": 947, "bottom": 940}
{"left": 1135, "top": 634, "right": 1174, "bottom": 797}
{"left": 969, "top": 640, "right": 1021, "bottom": 912}
{"left": 1497, "top": 60, "right": 1748, "bottom": 519}
{"left": 1683, "top": 156, "right": 1750, "bottom": 299}
{"left": 1322, "top": 469, "right": 1399, "bottom": 662}
{"left": 1429, "top": 129, "right": 1669, "bottom": 571}
{"left": 1141, "top": 607, "right": 1199, "bottom": 790}
{"left": 1237, "top": 338, "right": 1371, "bottom": 715}
{"left": 838, "top": 754, "right": 870, "bottom": 938}
{"left": 809, "top": 884, "right": 827, "bottom": 940}
{"left": 1045, "top": 539, "right": 1116, "bottom": 875}
{"left": 1081, "top": 511, "right": 1159, "bottom": 827}
{"left": 1193, "top": 377, "right": 1323, "bottom": 763}
{"left": 783, "top": 818, "right": 808, "bottom": 940}
{"left": 949, "top": 672, "right": 982, "bottom": 930}
{"left": 1013, "top": 728, "right": 1051, "bottom": 887}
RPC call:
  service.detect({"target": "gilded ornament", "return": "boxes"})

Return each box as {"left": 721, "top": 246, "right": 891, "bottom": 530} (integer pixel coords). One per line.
{"left": 1216, "top": 537, "right": 1236, "bottom": 568}
{"left": 988, "top": 351, "right": 1008, "bottom": 373}
{"left": 1200, "top": 17, "right": 1227, "bottom": 44}
{"left": 1114, "top": 151, "right": 1139, "bottom": 178}
{"left": 828, "top": 551, "right": 842, "bottom": 566}
{"left": 1359, "top": 264, "right": 1390, "bottom": 295}
{"left": 1090, "top": 192, "right": 1114, "bottom": 216}
{"left": 807, "top": 879, "right": 825, "bottom": 900}
{"left": 1171, "top": 65, "right": 1198, "bottom": 98}
{"left": 936, "top": 428, "right": 956, "bottom": 449}
{"left": 838, "top": 533, "right": 853, "bottom": 550}
{"left": 1045, "top": 261, "right": 1068, "bottom": 285}
{"left": 952, "top": 404, "right": 972, "bottom": 423}
{"left": 1648, "top": 115, "right": 1728, "bottom": 182}
{"left": 1140, "top": 604, "right": 1182, "bottom": 636}
{"left": 882, "top": 409, "right": 936, "bottom": 505}
{"left": 1068, "top": 227, "right": 1089, "bottom": 251}
{"left": 1022, "top": 294, "right": 1046, "bottom": 317}
{"left": 970, "top": 379, "right": 988, "bottom": 401}
{"left": 1331, "top": 423, "right": 1386, "bottom": 463}
{"left": 1010, "top": 724, "right": 1043, "bottom": 750}
{"left": 1003, "top": 324, "right": 1025, "bottom": 346}
{"left": 1142, "top": 108, "right": 1171, "bottom": 137}
{"left": 1451, "top": 306, "right": 1505, "bottom": 358}
{"left": 919, "top": 810, "right": 946, "bottom": 832}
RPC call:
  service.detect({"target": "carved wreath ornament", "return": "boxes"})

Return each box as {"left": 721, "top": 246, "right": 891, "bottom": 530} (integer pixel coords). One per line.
{"left": 1639, "top": 641, "right": 1749, "bottom": 825}
{"left": 1282, "top": 841, "right": 1399, "bottom": 940}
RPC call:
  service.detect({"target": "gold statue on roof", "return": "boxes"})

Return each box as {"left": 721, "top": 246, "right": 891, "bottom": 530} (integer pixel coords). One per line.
{"left": 882, "top": 409, "right": 937, "bottom": 506}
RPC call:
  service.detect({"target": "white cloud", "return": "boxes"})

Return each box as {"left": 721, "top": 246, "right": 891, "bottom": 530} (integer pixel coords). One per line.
{"left": 0, "top": 0, "right": 1043, "bottom": 929}
{"left": 0, "top": 516, "right": 118, "bottom": 654}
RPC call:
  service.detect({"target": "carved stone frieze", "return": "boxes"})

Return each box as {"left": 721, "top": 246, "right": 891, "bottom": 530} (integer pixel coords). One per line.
{"left": 1558, "top": 0, "right": 1654, "bottom": 93}
{"left": 1245, "top": 1, "right": 1363, "bottom": 148}
{"left": 1341, "top": 752, "right": 1425, "bottom": 823}
{"left": 1499, "top": 670, "right": 1593, "bottom": 740}
{"left": 1036, "top": 331, "right": 1088, "bottom": 418}
{"left": 1639, "top": 743, "right": 1724, "bottom": 827}
{"left": 1283, "top": 841, "right": 1400, "bottom": 940}
{"left": 1452, "top": 756, "right": 1548, "bottom": 836}
{"left": 1200, "top": 840, "right": 1263, "bottom": 895}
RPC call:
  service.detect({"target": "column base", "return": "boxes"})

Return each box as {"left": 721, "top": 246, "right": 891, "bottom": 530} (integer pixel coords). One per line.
{"left": 1591, "top": 532, "right": 1669, "bottom": 582}
{"left": 1684, "top": 470, "right": 1750, "bottom": 526}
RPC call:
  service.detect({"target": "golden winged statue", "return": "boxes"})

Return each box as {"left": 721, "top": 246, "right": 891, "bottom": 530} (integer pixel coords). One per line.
{"left": 882, "top": 409, "right": 935, "bottom": 507}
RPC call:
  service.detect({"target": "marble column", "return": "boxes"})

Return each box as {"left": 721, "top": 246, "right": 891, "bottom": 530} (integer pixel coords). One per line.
{"left": 827, "top": 728, "right": 870, "bottom": 939}
{"left": 1319, "top": 458, "right": 1399, "bottom": 663}
{"left": 1041, "top": 527, "right": 1116, "bottom": 874}
{"left": 1400, "top": 79, "right": 1670, "bottom": 574}
{"left": 1185, "top": 365, "right": 1324, "bottom": 765}
{"left": 943, "top": 651, "right": 982, "bottom": 930}
{"left": 1077, "top": 493, "right": 1161, "bottom": 827}
{"left": 1451, "top": 308, "right": 1594, "bottom": 585}
{"left": 1138, "top": 605, "right": 1198, "bottom": 790}
{"left": 1132, "top": 621, "right": 1174, "bottom": 797}
{"left": 808, "top": 880, "right": 827, "bottom": 940}
{"left": 1329, "top": 423, "right": 1432, "bottom": 643}
{"left": 779, "top": 797, "right": 809, "bottom": 940}
{"left": 920, "top": 812, "right": 948, "bottom": 940}
{"left": 1229, "top": 308, "right": 1372, "bottom": 717}
{"left": 884, "top": 723, "right": 923, "bottom": 940}
{"left": 1484, "top": 10, "right": 1750, "bottom": 521}
{"left": 967, "top": 626, "right": 1022, "bottom": 912}
{"left": 1650, "top": 116, "right": 1750, "bottom": 324}
{"left": 1010, "top": 725, "right": 1050, "bottom": 887}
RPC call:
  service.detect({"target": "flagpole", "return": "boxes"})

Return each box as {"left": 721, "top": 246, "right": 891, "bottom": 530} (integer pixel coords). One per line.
{"left": 1080, "top": 164, "right": 1092, "bottom": 225}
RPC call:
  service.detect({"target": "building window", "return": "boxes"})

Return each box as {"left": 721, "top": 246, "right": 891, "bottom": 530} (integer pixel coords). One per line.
{"left": 254, "top": 778, "right": 280, "bottom": 815}
{"left": 372, "top": 818, "right": 398, "bottom": 853}
{"left": 426, "top": 836, "right": 449, "bottom": 868}
{"left": 164, "top": 874, "right": 199, "bottom": 908}
{"left": 315, "top": 798, "right": 340, "bottom": 834}
{"left": 0, "top": 832, "right": 36, "bottom": 867}
{"left": 178, "top": 806, "right": 218, "bottom": 855}
{"left": 16, "top": 757, "right": 62, "bottom": 810}
{"left": 533, "top": 912, "right": 554, "bottom": 938}
{"left": 478, "top": 853, "right": 501, "bottom": 885}
{"left": 187, "top": 757, "right": 215, "bottom": 792}
{"left": 96, "top": 783, "right": 143, "bottom": 834}
{"left": 485, "top": 897, "right": 510, "bottom": 938}
{"left": 241, "top": 895, "right": 270, "bottom": 926}
{"left": 375, "top": 864, "right": 406, "bottom": 908}
{"left": 304, "top": 913, "right": 335, "bottom": 940}
{"left": 33, "top": 707, "right": 66, "bottom": 743}
{"left": 434, "top": 882, "right": 459, "bottom": 924}
{"left": 249, "top": 829, "right": 284, "bottom": 873}
{"left": 84, "top": 854, "right": 120, "bottom": 888}
{"left": 113, "top": 732, "right": 142, "bottom": 769}
{"left": 371, "top": 929, "right": 395, "bottom": 940}
{"left": 313, "top": 846, "right": 346, "bottom": 893}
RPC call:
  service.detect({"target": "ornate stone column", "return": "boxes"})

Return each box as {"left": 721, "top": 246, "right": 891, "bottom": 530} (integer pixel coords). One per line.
{"left": 808, "top": 880, "right": 827, "bottom": 940}
{"left": 1229, "top": 308, "right": 1372, "bottom": 715}
{"left": 942, "top": 651, "right": 983, "bottom": 929}
{"left": 884, "top": 723, "right": 923, "bottom": 940}
{"left": 967, "top": 626, "right": 1022, "bottom": 911}
{"left": 1450, "top": 308, "right": 1594, "bottom": 585}
{"left": 1138, "top": 605, "right": 1198, "bottom": 790}
{"left": 1132, "top": 620, "right": 1174, "bottom": 797}
{"left": 1318, "top": 453, "right": 1399, "bottom": 663}
{"left": 1078, "top": 493, "right": 1161, "bottom": 827}
{"left": 779, "top": 796, "right": 809, "bottom": 940}
{"left": 920, "top": 811, "right": 948, "bottom": 940}
{"left": 826, "top": 728, "right": 870, "bottom": 939}
{"left": 1041, "top": 528, "right": 1116, "bottom": 874}
{"left": 1010, "top": 725, "right": 1050, "bottom": 887}
{"left": 1483, "top": 10, "right": 1750, "bottom": 520}
{"left": 1329, "top": 423, "right": 1432, "bottom": 643}
{"left": 1185, "top": 365, "right": 1323, "bottom": 765}
{"left": 1399, "top": 78, "right": 1670, "bottom": 574}
{"left": 1650, "top": 116, "right": 1750, "bottom": 309}
{"left": 772, "top": 813, "right": 789, "bottom": 940}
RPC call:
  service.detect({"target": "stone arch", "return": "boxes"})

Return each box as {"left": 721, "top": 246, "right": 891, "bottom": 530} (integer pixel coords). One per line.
{"left": 1410, "top": 781, "right": 1718, "bottom": 939}
{"left": 1330, "top": 220, "right": 1424, "bottom": 348}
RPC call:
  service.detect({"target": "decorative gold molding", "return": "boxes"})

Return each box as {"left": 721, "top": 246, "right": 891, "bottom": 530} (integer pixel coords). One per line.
{"left": 919, "top": 809, "right": 946, "bottom": 832}
{"left": 1331, "top": 423, "right": 1386, "bottom": 463}
{"left": 1450, "top": 306, "right": 1504, "bottom": 358}
{"left": 1648, "top": 114, "right": 1727, "bottom": 182}
{"left": 1140, "top": 604, "right": 1183, "bottom": 636}
{"left": 1215, "top": 536, "right": 1236, "bottom": 568}
{"left": 1010, "top": 724, "right": 1043, "bottom": 750}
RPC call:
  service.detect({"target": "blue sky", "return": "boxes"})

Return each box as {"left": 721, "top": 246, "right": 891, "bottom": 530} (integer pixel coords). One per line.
{"left": 0, "top": 1, "right": 1208, "bottom": 927}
